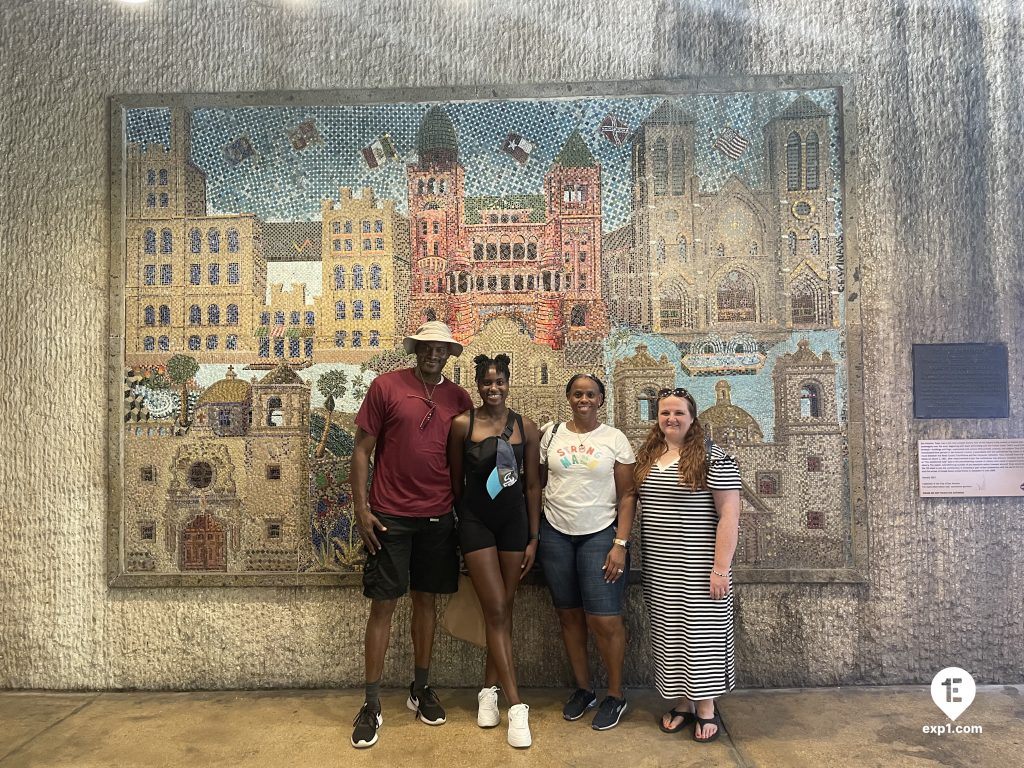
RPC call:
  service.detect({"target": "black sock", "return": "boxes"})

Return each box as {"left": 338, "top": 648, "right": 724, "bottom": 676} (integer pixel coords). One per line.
{"left": 414, "top": 666, "right": 429, "bottom": 690}
{"left": 364, "top": 679, "right": 381, "bottom": 711}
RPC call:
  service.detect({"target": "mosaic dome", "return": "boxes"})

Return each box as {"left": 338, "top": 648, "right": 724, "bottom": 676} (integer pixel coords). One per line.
{"left": 196, "top": 366, "right": 251, "bottom": 405}
{"left": 416, "top": 107, "right": 458, "bottom": 156}
{"left": 698, "top": 380, "right": 763, "bottom": 442}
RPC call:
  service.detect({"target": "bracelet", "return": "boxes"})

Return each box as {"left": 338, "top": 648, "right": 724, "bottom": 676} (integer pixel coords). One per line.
{"left": 711, "top": 568, "right": 727, "bottom": 578}
{"left": 529, "top": 532, "right": 539, "bottom": 540}
{"left": 612, "top": 538, "right": 629, "bottom": 548}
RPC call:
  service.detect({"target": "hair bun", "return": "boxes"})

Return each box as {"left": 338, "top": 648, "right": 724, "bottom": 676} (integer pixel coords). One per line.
{"left": 494, "top": 353, "right": 511, "bottom": 367}
{"left": 472, "top": 353, "right": 491, "bottom": 366}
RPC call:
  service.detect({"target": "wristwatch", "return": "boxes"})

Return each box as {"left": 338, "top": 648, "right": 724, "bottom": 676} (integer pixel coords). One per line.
{"left": 612, "top": 538, "right": 630, "bottom": 548}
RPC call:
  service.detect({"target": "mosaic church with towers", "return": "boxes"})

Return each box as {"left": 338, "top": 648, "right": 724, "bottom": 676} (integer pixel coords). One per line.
{"left": 604, "top": 96, "right": 840, "bottom": 342}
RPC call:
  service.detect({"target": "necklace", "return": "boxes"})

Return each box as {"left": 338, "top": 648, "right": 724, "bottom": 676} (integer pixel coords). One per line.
{"left": 571, "top": 419, "right": 599, "bottom": 452}
{"left": 416, "top": 369, "right": 440, "bottom": 402}
{"left": 657, "top": 445, "right": 681, "bottom": 468}
{"left": 413, "top": 370, "right": 441, "bottom": 430}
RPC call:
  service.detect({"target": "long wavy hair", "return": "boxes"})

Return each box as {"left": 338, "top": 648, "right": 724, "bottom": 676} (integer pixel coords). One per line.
{"left": 634, "top": 391, "right": 708, "bottom": 490}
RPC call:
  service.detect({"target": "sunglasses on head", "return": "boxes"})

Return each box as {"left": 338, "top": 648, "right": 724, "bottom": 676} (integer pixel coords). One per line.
{"left": 657, "top": 387, "right": 691, "bottom": 400}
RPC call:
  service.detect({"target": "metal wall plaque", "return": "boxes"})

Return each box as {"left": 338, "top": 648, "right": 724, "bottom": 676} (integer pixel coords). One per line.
{"left": 912, "top": 343, "right": 1009, "bottom": 419}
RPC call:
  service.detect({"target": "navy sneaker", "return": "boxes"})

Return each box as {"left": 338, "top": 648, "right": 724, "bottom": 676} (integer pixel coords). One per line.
{"left": 562, "top": 687, "right": 598, "bottom": 721}
{"left": 407, "top": 683, "right": 446, "bottom": 725}
{"left": 351, "top": 702, "right": 382, "bottom": 748}
{"left": 591, "top": 696, "right": 628, "bottom": 730}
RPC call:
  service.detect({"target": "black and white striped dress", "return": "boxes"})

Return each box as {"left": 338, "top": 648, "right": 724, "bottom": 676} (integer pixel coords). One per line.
{"left": 638, "top": 446, "right": 741, "bottom": 701}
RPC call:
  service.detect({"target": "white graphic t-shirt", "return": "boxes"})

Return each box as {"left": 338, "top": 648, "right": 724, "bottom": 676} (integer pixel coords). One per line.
{"left": 540, "top": 423, "right": 636, "bottom": 536}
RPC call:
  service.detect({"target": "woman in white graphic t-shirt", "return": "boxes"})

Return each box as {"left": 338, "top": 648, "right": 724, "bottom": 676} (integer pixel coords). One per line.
{"left": 538, "top": 373, "right": 637, "bottom": 731}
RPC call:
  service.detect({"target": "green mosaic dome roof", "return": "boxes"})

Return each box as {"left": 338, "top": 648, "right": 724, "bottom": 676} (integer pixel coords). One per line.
{"left": 417, "top": 107, "right": 458, "bottom": 155}
{"left": 555, "top": 130, "right": 595, "bottom": 168}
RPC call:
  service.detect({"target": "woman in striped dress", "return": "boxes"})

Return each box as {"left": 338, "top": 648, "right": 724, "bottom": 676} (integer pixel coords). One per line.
{"left": 633, "top": 388, "right": 741, "bottom": 743}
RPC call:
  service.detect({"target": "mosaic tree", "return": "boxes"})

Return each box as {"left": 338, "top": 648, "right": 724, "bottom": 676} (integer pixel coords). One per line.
{"left": 315, "top": 368, "right": 348, "bottom": 458}
{"left": 165, "top": 354, "right": 199, "bottom": 427}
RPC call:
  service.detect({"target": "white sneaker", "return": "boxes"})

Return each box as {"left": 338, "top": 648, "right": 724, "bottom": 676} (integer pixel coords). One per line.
{"left": 507, "top": 703, "right": 532, "bottom": 748}
{"left": 477, "top": 686, "right": 500, "bottom": 728}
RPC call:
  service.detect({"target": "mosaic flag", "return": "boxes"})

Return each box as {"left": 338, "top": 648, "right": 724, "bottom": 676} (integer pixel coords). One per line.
{"left": 361, "top": 133, "right": 397, "bottom": 169}
{"left": 222, "top": 135, "right": 256, "bottom": 166}
{"left": 714, "top": 125, "right": 749, "bottom": 160}
{"left": 599, "top": 114, "right": 631, "bottom": 146}
{"left": 502, "top": 132, "right": 535, "bottom": 165}
{"left": 288, "top": 119, "right": 321, "bottom": 151}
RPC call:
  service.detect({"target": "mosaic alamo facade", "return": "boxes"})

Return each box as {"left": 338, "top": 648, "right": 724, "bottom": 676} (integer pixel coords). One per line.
{"left": 112, "top": 84, "right": 862, "bottom": 585}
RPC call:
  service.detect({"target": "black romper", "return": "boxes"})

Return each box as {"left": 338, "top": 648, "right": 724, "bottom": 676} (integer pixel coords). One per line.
{"left": 457, "top": 409, "right": 529, "bottom": 554}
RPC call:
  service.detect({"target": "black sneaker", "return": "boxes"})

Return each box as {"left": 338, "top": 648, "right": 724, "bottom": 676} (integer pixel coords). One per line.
{"left": 407, "top": 683, "right": 446, "bottom": 725}
{"left": 591, "top": 696, "right": 628, "bottom": 730}
{"left": 562, "top": 688, "right": 597, "bottom": 721}
{"left": 351, "top": 703, "right": 382, "bottom": 748}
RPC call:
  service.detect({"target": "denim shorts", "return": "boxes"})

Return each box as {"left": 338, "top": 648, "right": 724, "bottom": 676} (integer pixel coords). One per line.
{"left": 537, "top": 517, "right": 629, "bottom": 616}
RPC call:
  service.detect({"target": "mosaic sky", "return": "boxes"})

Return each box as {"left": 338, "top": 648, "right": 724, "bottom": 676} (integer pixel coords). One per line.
{"left": 125, "top": 89, "right": 840, "bottom": 232}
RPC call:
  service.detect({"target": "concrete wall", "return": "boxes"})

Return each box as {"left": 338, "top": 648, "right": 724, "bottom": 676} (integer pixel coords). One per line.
{"left": 1, "top": 0, "right": 1021, "bottom": 690}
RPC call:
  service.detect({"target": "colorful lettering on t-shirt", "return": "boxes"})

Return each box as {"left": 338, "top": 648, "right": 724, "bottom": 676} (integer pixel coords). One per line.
{"left": 556, "top": 445, "right": 603, "bottom": 470}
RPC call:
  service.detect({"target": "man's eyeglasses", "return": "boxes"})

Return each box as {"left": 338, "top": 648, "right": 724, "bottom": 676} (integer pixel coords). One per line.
{"left": 657, "top": 387, "right": 691, "bottom": 400}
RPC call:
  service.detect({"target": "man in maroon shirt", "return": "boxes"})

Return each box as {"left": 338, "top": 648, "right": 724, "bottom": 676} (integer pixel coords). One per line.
{"left": 349, "top": 321, "right": 473, "bottom": 749}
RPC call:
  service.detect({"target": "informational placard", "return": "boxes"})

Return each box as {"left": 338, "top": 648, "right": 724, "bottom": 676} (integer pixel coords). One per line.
{"left": 918, "top": 439, "right": 1024, "bottom": 497}
{"left": 912, "top": 343, "right": 1009, "bottom": 419}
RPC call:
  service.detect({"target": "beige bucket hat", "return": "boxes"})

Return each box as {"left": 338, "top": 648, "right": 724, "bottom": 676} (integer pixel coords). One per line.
{"left": 402, "top": 320, "right": 464, "bottom": 356}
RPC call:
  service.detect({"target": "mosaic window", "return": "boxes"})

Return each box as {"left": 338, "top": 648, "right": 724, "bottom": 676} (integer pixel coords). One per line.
{"left": 806, "top": 132, "right": 820, "bottom": 190}
{"left": 787, "top": 132, "right": 802, "bottom": 191}
{"left": 757, "top": 472, "right": 781, "bottom": 496}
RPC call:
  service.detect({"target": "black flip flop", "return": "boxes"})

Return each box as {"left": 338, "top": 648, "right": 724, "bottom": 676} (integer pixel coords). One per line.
{"left": 658, "top": 707, "right": 695, "bottom": 734}
{"left": 693, "top": 709, "right": 722, "bottom": 743}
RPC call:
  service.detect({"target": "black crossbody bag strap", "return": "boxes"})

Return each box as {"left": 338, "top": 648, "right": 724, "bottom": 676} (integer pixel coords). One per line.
{"left": 543, "top": 421, "right": 561, "bottom": 464}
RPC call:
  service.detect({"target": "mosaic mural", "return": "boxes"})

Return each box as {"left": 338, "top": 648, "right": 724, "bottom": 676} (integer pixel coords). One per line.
{"left": 109, "top": 83, "right": 864, "bottom": 585}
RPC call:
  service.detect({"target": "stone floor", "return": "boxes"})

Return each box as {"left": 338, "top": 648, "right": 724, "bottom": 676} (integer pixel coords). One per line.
{"left": 0, "top": 685, "right": 1021, "bottom": 767}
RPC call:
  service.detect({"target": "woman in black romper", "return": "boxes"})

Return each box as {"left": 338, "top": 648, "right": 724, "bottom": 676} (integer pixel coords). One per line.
{"left": 448, "top": 354, "right": 541, "bottom": 748}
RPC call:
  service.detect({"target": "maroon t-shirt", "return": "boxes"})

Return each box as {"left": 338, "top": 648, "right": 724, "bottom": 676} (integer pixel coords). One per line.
{"left": 355, "top": 367, "right": 472, "bottom": 518}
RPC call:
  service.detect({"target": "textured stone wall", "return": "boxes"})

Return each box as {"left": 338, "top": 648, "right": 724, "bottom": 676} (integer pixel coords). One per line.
{"left": 1, "top": 0, "right": 1021, "bottom": 690}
